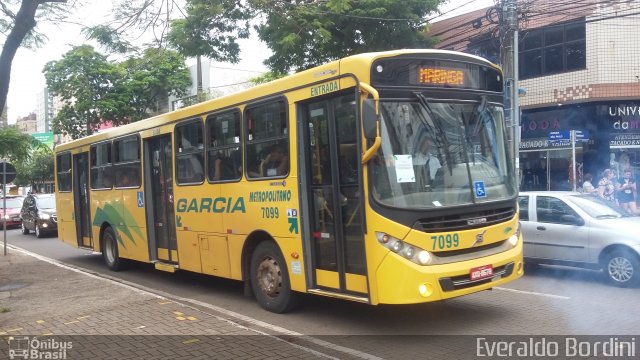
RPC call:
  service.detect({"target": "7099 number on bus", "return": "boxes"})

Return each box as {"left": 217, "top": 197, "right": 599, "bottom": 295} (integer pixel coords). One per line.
{"left": 431, "top": 234, "right": 460, "bottom": 250}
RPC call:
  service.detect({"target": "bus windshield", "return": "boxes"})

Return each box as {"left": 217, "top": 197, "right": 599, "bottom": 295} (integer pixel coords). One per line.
{"left": 369, "top": 98, "right": 516, "bottom": 209}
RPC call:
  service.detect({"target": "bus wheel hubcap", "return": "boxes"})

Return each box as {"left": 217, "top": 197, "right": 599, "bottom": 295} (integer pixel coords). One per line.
{"left": 257, "top": 257, "right": 281, "bottom": 298}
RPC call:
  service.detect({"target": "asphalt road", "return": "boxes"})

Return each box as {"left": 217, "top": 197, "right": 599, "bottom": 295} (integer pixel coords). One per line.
{"left": 4, "top": 228, "right": 639, "bottom": 338}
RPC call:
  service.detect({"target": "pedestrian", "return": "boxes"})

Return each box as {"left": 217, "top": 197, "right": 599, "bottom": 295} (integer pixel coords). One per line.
{"left": 597, "top": 168, "right": 616, "bottom": 203}
{"left": 616, "top": 169, "right": 638, "bottom": 214}
{"left": 582, "top": 173, "right": 597, "bottom": 194}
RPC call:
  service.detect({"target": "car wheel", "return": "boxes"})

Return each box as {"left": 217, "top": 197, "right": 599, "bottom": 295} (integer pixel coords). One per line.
{"left": 35, "top": 224, "right": 43, "bottom": 238}
{"left": 102, "top": 227, "right": 124, "bottom": 271}
{"left": 603, "top": 250, "right": 640, "bottom": 287}
{"left": 21, "top": 222, "right": 29, "bottom": 235}
{"left": 250, "top": 241, "right": 299, "bottom": 313}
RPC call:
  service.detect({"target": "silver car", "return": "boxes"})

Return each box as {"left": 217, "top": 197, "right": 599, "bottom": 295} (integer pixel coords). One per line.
{"left": 519, "top": 191, "right": 640, "bottom": 287}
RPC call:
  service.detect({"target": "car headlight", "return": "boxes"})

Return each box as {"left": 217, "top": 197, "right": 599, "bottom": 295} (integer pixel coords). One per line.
{"left": 376, "top": 232, "right": 432, "bottom": 265}
{"left": 39, "top": 213, "right": 51, "bottom": 220}
{"left": 3, "top": 214, "right": 9, "bottom": 220}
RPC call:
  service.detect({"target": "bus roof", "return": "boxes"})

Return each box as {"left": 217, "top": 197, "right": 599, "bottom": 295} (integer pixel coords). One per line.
{"left": 55, "top": 49, "right": 498, "bottom": 153}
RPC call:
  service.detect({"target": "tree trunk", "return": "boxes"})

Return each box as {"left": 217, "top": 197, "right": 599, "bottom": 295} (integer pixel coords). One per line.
{"left": 0, "top": 1, "right": 67, "bottom": 117}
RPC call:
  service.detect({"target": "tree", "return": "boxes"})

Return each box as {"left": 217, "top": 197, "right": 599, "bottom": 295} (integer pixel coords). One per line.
{"left": 115, "top": 48, "right": 191, "bottom": 120}
{"left": 250, "top": 0, "right": 442, "bottom": 73}
{"left": 0, "top": 0, "right": 71, "bottom": 118}
{"left": 0, "top": 126, "right": 40, "bottom": 163}
{"left": 13, "top": 148, "right": 53, "bottom": 189}
{"left": 43, "top": 45, "right": 121, "bottom": 139}
{"left": 44, "top": 45, "right": 191, "bottom": 139}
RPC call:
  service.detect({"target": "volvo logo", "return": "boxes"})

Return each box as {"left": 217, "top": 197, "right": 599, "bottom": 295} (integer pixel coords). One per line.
{"left": 467, "top": 217, "right": 487, "bottom": 226}
{"left": 472, "top": 230, "right": 487, "bottom": 247}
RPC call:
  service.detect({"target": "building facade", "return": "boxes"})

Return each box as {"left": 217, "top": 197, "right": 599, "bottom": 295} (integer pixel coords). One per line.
{"left": 16, "top": 113, "right": 37, "bottom": 134}
{"left": 429, "top": 0, "right": 640, "bottom": 191}
{"left": 35, "top": 87, "right": 55, "bottom": 133}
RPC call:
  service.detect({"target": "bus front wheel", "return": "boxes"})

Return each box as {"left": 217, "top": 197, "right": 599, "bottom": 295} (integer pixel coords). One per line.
{"left": 250, "top": 241, "right": 298, "bottom": 313}
{"left": 102, "top": 227, "right": 123, "bottom": 271}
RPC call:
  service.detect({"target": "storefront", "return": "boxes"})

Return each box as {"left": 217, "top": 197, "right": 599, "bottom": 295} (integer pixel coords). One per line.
{"left": 520, "top": 101, "right": 640, "bottom": 191}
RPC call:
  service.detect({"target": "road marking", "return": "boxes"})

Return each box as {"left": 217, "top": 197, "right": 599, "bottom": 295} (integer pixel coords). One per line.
{"left": 183, "top": 338, "right": 200, "bottom": 344}
{"left": 64, "top": 320, "right": 80, "bottom": 325}
{"left": 77, "top": 315, "right": 90, "bottom": 320}
{"left": 6, "top": 328, "right": 22, "bottom": 332}
{"left": 36, "top": 320, "right": 45, "bottom": 324}
{"left": 494, "top": 287, "right": 571, "bottom": 300}
{"left": 8, "top": 244, "right": 381, "bottom": 360}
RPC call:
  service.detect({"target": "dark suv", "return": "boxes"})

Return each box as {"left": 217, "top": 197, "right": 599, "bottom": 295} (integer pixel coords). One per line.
{"left": 20, "top": 193, "right": 57, "bottom": 238}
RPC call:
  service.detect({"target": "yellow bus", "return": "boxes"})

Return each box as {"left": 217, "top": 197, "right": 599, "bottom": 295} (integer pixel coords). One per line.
{"left": 55, "top": 49, "right": 523, "bottom": 313}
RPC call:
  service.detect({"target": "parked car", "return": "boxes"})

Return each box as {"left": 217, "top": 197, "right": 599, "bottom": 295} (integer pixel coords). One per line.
{"left": 0, "top": 196, "right": 24, "bottom": 229}
{"left": 20, "top": 193, "right": 57, "bottom": 238}
{"left": 518, "top": 191, "right": 640, "bottom": 287}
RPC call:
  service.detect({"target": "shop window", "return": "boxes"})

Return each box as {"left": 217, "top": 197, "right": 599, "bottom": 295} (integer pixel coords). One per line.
{"left": 114, "top": 135, "right": 141, "bottom": 188}
{"left": 56, "top": 152, "right": 71, "bottom": 192}
{"left": 90, "top": 142, "right": 113, "bottom": 189}
{"left": 519, "top": 20, "right": 586, "bottom": 79}
{"left": 175, "top": 120, "right": 205, "bottom": 184}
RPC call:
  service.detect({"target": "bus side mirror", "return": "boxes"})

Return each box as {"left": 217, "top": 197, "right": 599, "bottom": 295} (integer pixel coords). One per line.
{"left": 362, "top": 99, "right": 377, "bottom": 140}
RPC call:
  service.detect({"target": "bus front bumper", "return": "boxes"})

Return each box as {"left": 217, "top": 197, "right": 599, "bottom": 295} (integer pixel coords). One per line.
{"left": 373, "top": 241, "right": 523, "bottom": 304}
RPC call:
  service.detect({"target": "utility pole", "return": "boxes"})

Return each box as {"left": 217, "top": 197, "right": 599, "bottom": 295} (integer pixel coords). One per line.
{"left": 500, "top": 0, "right": 520, "bottom": 186}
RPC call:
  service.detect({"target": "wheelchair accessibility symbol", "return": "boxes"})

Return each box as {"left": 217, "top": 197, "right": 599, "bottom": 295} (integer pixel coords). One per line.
{"left": 474, "top": 181, "right": 486, "bottom": 198}
{"left": 137, "top": 191, "right": 144, "bottom": 207}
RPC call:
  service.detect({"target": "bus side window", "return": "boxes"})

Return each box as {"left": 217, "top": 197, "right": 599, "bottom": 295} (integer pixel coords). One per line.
{"left": 245, "top": 100, "right": 289, "bottom": 179}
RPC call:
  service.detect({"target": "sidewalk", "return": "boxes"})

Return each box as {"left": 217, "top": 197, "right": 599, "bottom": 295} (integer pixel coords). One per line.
{"left": 0, "top": 248, "right": 354, "bottom": 359}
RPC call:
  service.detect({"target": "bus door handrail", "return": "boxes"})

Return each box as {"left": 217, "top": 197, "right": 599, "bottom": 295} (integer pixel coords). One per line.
{"left": 359, "top": 82, "right": 381, "bottom": 164}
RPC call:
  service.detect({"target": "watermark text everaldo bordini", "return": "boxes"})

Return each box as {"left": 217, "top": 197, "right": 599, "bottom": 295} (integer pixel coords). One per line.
{"left": 477, "top": 336, "right": 636, "bottom": 358}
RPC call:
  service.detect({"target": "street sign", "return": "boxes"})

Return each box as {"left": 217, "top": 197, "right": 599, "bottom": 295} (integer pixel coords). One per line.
{"left": 575, "top": 130, "right": 589, "bottom": 142}
{"left": 0, "top": 162, "right": 16, "bottom": 184}
{"left": 548, "top": 131, "right": 570, "bottom": 142}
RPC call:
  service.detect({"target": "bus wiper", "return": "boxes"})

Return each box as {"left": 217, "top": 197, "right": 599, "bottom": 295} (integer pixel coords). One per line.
{"left": 471, "top": 96, "right": 488, "bottom": 137}
{"left": 413, "top": 92, "right": 453, "bottom": 172}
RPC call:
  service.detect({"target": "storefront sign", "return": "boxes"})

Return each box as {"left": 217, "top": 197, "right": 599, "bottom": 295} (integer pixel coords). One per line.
{"left": 520, "top": 138, "right": 572, "bottom": 150}
{"left": 610, "top": 134, "right": 640, "bottom": 147}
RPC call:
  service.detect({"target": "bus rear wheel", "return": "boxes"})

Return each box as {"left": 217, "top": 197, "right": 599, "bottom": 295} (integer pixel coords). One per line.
{"left": 102, "top": 227, "right": 124, "bottom": 271}
{"left": 250, "top": 241, "right": 298, "bottom": 313}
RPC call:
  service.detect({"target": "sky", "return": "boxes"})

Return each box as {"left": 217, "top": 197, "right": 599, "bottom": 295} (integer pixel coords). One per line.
{"left": 5, "top": 0, "right": 495, "bottom": 123}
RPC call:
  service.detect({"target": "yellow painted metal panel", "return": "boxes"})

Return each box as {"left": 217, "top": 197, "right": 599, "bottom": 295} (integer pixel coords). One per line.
{"left": 315, "top": 269, "right": 339, "bottom": 289}
{"left": 157, "top": 248, "right": 169, "bottom": 261}
{"left": 345, "top": 273, "right": 368, "bottom": 294}
{"left": 200, "top": 235, "right": 230, "bottom": 277}
{"left": 171, "top": 250, "right": 178, "bottom": 262}
{"left": 176, "top": 231, "right": 201, "bottom": 273}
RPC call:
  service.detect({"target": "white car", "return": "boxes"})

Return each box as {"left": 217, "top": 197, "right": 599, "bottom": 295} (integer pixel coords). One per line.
{"left": 519, "top": 191, "right": 640, "bottom": 287}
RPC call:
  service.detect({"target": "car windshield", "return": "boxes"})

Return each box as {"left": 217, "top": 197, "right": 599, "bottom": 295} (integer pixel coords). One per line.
{"left": 0, "top": 198, "right": 23, "bottom": 209}
{"left": 368, "top": 97, "right": 516, "bottom": 209}
{"left": 566, "top": 195, "right": 628, "bottom": 219}
{"left": 36, "top": 197, "right": 56, "bottom": 209}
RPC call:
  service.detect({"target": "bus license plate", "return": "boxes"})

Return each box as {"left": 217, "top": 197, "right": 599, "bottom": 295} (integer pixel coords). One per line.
{"left": 470, "top": 265, "right": 493, "bottom": 281}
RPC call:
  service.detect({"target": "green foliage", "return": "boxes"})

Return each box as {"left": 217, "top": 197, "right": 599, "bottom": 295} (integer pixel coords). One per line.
{"left": 167, "top": 0, "right": 252, "bottom": 62}
{"left": 250, "top": 0, "right": 442, "bottom": 73}
{"left": 249, "top": 71, "right": 288, "bottom": 85}
{"left": 14, "top": 149, "right": 54, "bottom": 188}
{"left": 44, "top": 45, "right": 121, "bottom": 138}
{"left": 0, "top": 126, "right": 39, "bottom": 163}
{"left": 44, "top": 45, "right": 191, "bottom": 139}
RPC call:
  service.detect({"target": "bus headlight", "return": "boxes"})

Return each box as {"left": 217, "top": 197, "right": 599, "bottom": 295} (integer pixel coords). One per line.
{"left": 39, "top": 213, "right": 51, "bottom": 220}
{"left": 376, "top": 232, "right": 432, "bottom": 265}
{"left": 507, "top": 222, "right": 521, "bottom": 247}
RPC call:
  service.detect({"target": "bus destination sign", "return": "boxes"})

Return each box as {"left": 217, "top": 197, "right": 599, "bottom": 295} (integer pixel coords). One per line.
{"left": 371, "top": 58, "right": 503, "bottom": 92}
{"left": 418, "top": 67, "right": 465, "bottom": 87}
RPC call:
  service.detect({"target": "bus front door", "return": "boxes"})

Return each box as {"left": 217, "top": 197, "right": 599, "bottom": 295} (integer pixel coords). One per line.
{"left": 144, "top": 135, "right": 178, "bottom": 263}
{"left": 73, "top": 152, "right": 92, "bottom": 248}
{"left": 301, "top": 93, "right": 368, "bottom": 298}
